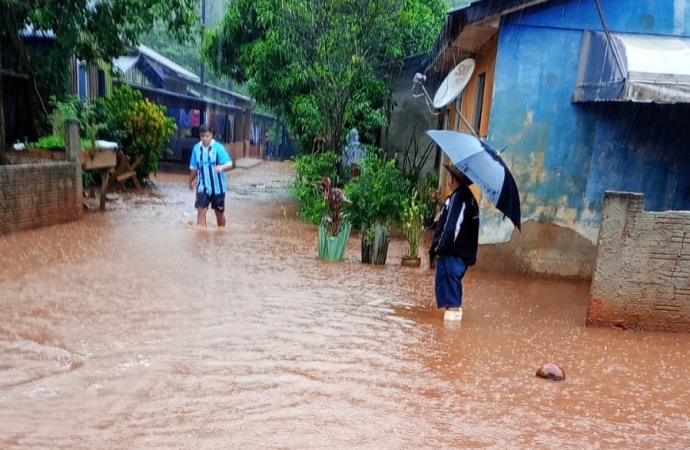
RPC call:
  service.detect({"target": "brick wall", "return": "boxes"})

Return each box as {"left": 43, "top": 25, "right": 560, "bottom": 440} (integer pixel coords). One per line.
{"left": 0, "top": 122, "right": 83, "bottom": 236}
{"left": 586, "top": 191, "right": 690, "bottom": 332}
{"left": 0, "top": 162, "right": 83, "bottom": 236}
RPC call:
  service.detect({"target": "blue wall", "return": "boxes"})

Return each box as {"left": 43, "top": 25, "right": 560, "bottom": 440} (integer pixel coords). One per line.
{"left": 485, "top": 0, "right": 690, "bottom": 242}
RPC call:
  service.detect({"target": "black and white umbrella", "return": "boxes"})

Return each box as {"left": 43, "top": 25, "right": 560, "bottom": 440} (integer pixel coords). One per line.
{"left": 426, "top": 130, "right": 521, "bottom": 230}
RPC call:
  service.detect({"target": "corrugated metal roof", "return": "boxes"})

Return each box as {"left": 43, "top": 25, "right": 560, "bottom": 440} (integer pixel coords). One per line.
{"left": 112, "top": 56, "right": 139, "bottom": 74}
{"left": 138, "top": 44, "right": 200, "bottom": 83}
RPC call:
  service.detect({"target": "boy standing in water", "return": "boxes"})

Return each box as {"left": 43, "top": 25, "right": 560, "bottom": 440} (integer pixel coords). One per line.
{"left": 188, "top": 124, "right": 234, "bottom": 227}
{"left": 430, "top": 165, "right": 480, "bottom": 322}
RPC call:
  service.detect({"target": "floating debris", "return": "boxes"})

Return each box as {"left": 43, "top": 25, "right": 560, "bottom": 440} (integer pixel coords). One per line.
{"left": 536, "top": 363, "right": 566, "bottom": 381}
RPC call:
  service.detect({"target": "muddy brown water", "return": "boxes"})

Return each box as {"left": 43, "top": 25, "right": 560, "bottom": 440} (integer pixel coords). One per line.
{"left": 1, "top": 162, "right": 689, "bottom": 449}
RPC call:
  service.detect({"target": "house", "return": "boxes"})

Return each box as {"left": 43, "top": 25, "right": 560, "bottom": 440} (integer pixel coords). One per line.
{"left": 1, "top": 24, "right": 116, "bottom": 148}
{"left": 112, "top": 44, "right": 286, "bottom": 162}
{"left": 417, "top": 0, "right": 690, "bottom": 279}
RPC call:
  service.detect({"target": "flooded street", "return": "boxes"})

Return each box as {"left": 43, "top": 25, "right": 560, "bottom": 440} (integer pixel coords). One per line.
{"left": 1, "top": 162, "right": 689, "bottom": 449}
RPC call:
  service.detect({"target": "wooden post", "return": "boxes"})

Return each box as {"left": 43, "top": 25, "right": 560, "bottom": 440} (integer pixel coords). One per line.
{"left": 100, "top": 169, "right": 109, "bottom": 211}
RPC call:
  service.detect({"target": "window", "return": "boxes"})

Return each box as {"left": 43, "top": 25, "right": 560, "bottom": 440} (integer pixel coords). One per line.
{"left": 97, "top": 70, "right": 106, "bottom": 97}
{"left": 77, "top": 62, "right": 88, "bottom": 99}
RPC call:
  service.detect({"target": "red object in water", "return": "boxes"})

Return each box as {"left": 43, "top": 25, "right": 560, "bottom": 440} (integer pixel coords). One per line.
{"left": 536, "top": 363, "right": 566, "bottom": 381}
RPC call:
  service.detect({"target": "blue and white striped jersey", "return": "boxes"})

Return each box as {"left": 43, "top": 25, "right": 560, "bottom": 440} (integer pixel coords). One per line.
{"left": 189, "top": 140, "right": 232, "bottom": 195}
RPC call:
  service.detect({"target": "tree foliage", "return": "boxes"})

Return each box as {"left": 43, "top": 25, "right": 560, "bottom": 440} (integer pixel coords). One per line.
{"left": 0, "top": 0, "right": 199, "bottom": 140}
{"left": 203, "top": 0, "right": 445, "bottom": 155}
{"left": 93, "top": 85, "right": 175, "bottom": 179}
{"left": 344, "top": 152, "right": 411, "bottom": 239}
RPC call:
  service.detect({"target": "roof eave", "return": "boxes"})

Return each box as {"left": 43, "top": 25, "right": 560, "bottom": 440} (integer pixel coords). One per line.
{"left": 426, "top": 0, "right": 554, "bottom": 72}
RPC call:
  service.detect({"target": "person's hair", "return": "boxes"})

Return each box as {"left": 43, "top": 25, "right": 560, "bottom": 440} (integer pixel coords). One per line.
{"left": 199, "top": 123, "right": 211, "bottom": 134}
{"left": 445, "top": 164, "right": 472, "bottom": 185}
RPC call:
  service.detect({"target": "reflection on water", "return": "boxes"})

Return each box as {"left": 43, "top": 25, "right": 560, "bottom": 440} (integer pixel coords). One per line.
{"left": 1, "top": 162, "right": 689, "bottom": 449}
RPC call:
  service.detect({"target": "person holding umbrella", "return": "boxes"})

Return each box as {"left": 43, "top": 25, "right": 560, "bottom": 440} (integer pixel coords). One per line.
{"left": 430, "top": 164, "right": 480, "bottom": 322}
{"left": 426, "top": 129, "right": 522, "bottom": 322}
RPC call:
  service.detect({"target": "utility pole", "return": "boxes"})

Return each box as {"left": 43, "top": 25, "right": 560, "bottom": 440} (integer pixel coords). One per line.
{"left": 200, "top": 0, "right": 206, "bottom": 99}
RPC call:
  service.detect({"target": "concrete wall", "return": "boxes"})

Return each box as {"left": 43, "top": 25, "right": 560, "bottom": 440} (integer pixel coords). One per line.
{"left": 587, "top": 192, "right": 690, "bottom": 332}
{"left": 224, "top": 141, "right": 248, "bottom": 163}
{"left": 477, "top": 0, "right": 690, "bottom": 279}
{"left": 0, "top": 122, "right": 83, "bottom": 236}
{"left": 382, "top": 54, "right": 441, "bottom": 181}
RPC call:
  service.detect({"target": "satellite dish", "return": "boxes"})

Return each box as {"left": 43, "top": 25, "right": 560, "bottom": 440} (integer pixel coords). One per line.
{"left": 432, "top": 58, "right": 476, "bottom": 109}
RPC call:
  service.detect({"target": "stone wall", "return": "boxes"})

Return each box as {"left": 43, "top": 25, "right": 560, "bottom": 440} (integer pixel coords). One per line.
{"left": 0, "top": 122, "right": 83, "bottom": 236}
{"left": 586, "top": 192, "right": 690, "bottom": 332}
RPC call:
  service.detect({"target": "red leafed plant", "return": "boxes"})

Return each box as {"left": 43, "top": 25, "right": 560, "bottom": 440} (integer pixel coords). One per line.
{"left": 316, "top": 177, "right": 350, "bottom": 237}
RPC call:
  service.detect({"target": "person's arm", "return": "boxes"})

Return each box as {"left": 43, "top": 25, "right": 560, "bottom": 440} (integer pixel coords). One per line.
{"left": 434, "top": 193, "right": 465, "bottom": 257}
{"left": 214, "top": 145, "right": 234, "bottom": 173}
{"left": 188, "top": 169, "right": 198, "bottom": 190}
{"left": 189, "top": 145, "right": 199, "bottom": 190}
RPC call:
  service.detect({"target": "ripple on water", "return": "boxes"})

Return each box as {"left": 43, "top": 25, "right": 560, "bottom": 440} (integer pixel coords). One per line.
{"left": 1, "top": 166, "right": 690, "bottom": 449}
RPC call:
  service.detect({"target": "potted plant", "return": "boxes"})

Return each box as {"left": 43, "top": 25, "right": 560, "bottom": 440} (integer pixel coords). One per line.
{"left": 316, "top": 177, "right": 352, "bottom": 261}
{"left": 400, "top": 189, "right": 425, "bottom": 268}
{"left": 345, "top": 153, "right": 410, "bottom": 265}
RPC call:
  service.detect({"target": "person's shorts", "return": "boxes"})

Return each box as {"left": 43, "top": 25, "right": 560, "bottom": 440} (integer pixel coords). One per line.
{"left": 195, "top": 192, "right": 225, "bottom": 211}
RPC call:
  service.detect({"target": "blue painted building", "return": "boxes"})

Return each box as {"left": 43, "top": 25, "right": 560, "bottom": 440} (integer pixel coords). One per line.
{"left": 423, "top": 0, "right": 690, "bottom": 278}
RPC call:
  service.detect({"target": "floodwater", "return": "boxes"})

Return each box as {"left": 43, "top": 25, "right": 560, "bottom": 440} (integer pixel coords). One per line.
{"left": 1, "top": 162, "right": 689, "bottom": 449}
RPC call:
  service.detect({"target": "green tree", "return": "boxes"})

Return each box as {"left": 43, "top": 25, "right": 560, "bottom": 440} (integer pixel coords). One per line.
{"left": 0, "top": 0, "right": 199, "bottom": 142}
{"left": 203, "top": 0, "right": 445, "bottom": 155}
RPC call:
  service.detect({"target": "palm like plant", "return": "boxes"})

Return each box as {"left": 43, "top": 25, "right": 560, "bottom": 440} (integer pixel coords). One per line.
{"left": 400, "top": 189, "right": 425, "bottom": 258}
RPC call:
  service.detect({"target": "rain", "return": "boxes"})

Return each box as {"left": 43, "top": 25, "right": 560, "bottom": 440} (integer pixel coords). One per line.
{"left": 2, "top": 0, "right": 690, "bottom": 449}
{"left": 1, "top": 163, "right": 689, "bottom": 449}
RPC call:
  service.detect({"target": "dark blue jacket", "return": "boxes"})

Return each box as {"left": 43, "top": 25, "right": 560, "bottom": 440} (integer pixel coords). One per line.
{"left": 430, "top": 184, "right": 480, "bottom": 265}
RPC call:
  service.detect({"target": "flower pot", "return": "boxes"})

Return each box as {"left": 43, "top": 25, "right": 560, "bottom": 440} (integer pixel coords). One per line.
{"left": 401, "top": 256, "right": 421, "bottom": 268}
{"left": 318, "top": 222, "right": 351, "bottom": 261}
{"left": 361, "top": 223, "right": 390, "bottom": 265}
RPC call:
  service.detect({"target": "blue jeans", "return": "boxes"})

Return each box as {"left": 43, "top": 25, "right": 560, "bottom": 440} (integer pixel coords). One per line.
{"left": 434, "top": 256, "right": 468, "bottom": 309}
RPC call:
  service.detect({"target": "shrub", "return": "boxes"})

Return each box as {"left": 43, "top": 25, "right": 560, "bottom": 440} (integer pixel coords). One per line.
{"left": 289, "top": 151, "right": 342, "bottom": 225}
{"left": 344, "top": 151, "right": 410, "bottom": 242}
{"left": 95, "top": 85, "right": 175, "bottom": 179}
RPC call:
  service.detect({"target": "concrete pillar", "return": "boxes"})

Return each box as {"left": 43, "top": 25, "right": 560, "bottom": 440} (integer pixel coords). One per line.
{"left": 65, "top": 120, "right": 83, "bottom": 218}
{"left": 590, "top": 191, "right": 644, "bottom": 292}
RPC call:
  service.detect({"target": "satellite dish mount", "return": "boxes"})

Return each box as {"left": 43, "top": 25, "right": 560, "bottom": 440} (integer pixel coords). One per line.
{"left": 411, "top": 58, "right": 478, "bottom": 137}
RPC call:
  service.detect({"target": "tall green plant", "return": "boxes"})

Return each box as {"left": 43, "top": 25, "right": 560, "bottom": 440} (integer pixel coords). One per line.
{"left": 94, "top": 85, "right": 175, "bottom": 179}
{"left": 203, "top": 0, "right": 446, "bottom": 155}
{"left": 344, "top": 152, "right": 410, "bottom": 243}
{"left": 398, "top": 127, "right": 436, "bottom": 190}
{"left": 289, "top": 151, "right": 342, "bottom": 225}
{"left": 49, "top": 95, "right": 108, "bottom": 150}
{"left": 400, "top": 189, "right": 425, "bottom": 258}
{"left": 418, "top": 171, "right": 440, "bottom": 221}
